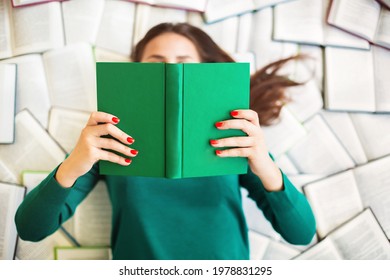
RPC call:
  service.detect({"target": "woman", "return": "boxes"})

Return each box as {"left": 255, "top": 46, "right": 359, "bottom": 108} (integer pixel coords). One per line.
{"left": 15, "top": 23, "right": 316, "bottom": 260}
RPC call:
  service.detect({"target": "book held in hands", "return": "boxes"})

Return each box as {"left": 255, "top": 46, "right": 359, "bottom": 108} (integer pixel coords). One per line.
{"left": 97, "top": 62, "right": 250, "bottom": 178}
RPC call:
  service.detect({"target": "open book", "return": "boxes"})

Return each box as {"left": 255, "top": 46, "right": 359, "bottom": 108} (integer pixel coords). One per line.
{"left": 0, "top": 110, "right": 66, "bottom": 185}
{"left": 125, "top": 0, "right": 207, "bottom": 11}
{"left": 321, "top": 111, "right": 390, "bottom": 165}
{"left": 0, "top": 64, "right": 17, "bottom": 144}
{"left": 97, "top": 62, "right": 249, "bottom": 178}
{"left": 0, "top": 182, "right": 26, "bottom": 260}
{"left": 324, "top": 46, "right": 390, "bottom": 112}
{"left": 295, "top": 209, "right": 390, "bottom": 259}
{"left": 54, "top": 246, "right": 112, "bottom": 260}
{"left": 303, "top": 155, "right": 390, "bottom": 239}
{"left": 248, "top": 231, "right": 301, "bottom": 260}
{"left": 286, "top": 114, "right": 355, "bottom": 176}
{"left": 0, "top": 0, "right": 64, "bottom": 59}
{"left": 204, "top": 0, "right": 295, "bottom": 23}
{"left": 2, "top": 43, "right": 96, "bottom": 127}
{"left": 62, "top": 0, "right": 137, "bottom": 57}
{"left": 327, "top": 0, "right": 390, "bottom": 50}
{"left": 62, "top": 181, "right": 112, "bottom": 246}
{"left": 11, "top": 0, "right": 65, "bottom": 8}
{"left": 273, "top": 0, "right": 370, "bottom": 49}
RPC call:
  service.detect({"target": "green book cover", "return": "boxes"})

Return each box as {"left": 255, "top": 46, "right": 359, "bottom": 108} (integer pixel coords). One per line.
{"left": 96, "top": 62, "right": 249, "bottom": 178}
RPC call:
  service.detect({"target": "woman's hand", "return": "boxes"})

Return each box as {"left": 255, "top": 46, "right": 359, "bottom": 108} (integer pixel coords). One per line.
{"left": 210, "top": 109, "right": 283, "bottom": 192}
{"left": 55, "top": 111, "right": 137, "bottom": 188}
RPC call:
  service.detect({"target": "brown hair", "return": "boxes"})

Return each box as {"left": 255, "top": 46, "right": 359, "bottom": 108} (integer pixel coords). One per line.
{"left": 131, "top": 22, "right": 305, "bottom": 126}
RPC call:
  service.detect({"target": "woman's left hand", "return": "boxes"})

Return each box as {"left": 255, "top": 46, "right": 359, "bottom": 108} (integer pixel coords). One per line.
{"left": 211, "top": 109, "right": 284, "bottom": 192}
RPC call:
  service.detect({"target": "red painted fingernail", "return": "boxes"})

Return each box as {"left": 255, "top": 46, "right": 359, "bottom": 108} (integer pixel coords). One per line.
{"left": 130, "top": 149, "right": 138, "bottom": 155}
{"left": 112, "top": 117, "right": 119, "bottom": 123}
{"left": 210, "top": 140, "right": 218, "bottom": 145}
{"left": 215, "top": 122, "right": 223, "bottom": 128}
{"left": 127, "top": 137, "right": 134, "bottom": 144}
{"left": 125, "top": 158, "right": 131, "bottom": 163}
{"left": 215, "top": 150, "right": 222, "bottom": 155}
{"left": 231, "top": 110, "right": 239, "bottom": 117}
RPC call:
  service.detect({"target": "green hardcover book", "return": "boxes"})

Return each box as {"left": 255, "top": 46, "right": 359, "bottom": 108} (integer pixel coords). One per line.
{"left": 97, "top": 62, "right": 249, "bottom": 178}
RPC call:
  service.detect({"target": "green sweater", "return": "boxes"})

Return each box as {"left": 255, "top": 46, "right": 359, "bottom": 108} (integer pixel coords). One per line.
{"left": 15, "top": 164, "right": 316, "bottom": 260}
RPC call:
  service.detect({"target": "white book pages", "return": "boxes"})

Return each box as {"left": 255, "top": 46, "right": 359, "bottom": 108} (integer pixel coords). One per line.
{"left": 128, "top": 0, "right": 207, "bottom": 11}
{"left": 11, "top": 2, "right": 64, "bottom": 56}
{"left": 262, "top": 239, "right": 301, "bottom": 260}
{"left": 133, "top": 5, "right": 186, "bottom": 47}
{"left": 231, "top": 52, "right": 256, "bottom": 74}
{"left": 55, "top": 246, "right": 111, "bottom": 260}
{"left": 324, "top": 47, "right": 376, "bottom": 112}
{"left": 241, "top": 188, "right": 282, "bottom": 240}
{"left": 248, "top": 231, "right": 270, "bottom": 260}
{"left": 95, "top": 0, "right": 135, "bottom": 56}
{"left": 1, "top": 55, "right": 51, "bottom": 128}
{"left": 236, "top": 12, "right": 253, "bottom": 53}
{"left": 0, "top": 161, "right": 18, "bottom": 184}
{"left": 0, "top": 0, "right": 13, "bottom": 59}
{"left": 294, "top": 237, "right": 343, "bottom": 260}
{"left": 187, "top": 12, "right": 239, "bottom": 54}
{"left": 62, "top": 0, "right": 105, "bottom": 45}
{"left": 21, "top": 170, "right": 50, "bottom": 194}
{"left": 0, "top": 182, "right": 25, "bottom": 260}
{"left": 349, "top": 113, "right": 390, "bottom": 161}
{"left": 0, "top": 110, "right": 65, "bottom": 184}
{"left": 16, "top": 229, "right": 73, "bottom": 260}
{"left": 274, "top": 154, "right": 299, "bottom": 176}
{"left": 328, "top": 0, "right": 381, "bottom": 42}
{"left": 320, "top": 111, "right": 368, "bottom": 165}
{"left": 287, "top": 174, "right": 327, "bottom": 192}
{"left": 262, "top": 107, "right": 307, "bottom": 158}
{"left": 48, "top": 107, "right": 90, "bottom": 153}
{"left": 303, "top": 170, "right": 364, "bottom": 239}
{"left": 94, "top": 47, "right": 132, "bottom": 62}
{"left": 203, "top": 0, "right": 254, "bottom": 23}
{"left": 248, "top": 8, "right": 298, "bottom": 70}
{"left": 72, "top": 181, "right": 112, "bottom": 246}
{"left": 353, "top": 156, "right": 390, "bottom": 239}
{"left": 330, "top": 209, "right": 390, "bottom": 259}
{"left": 287, "top": 114, "right": 355, "bottom": 175}
{"left": 373, "top": 46, "right": 390, "bottom": 111}
{"left": 375, "top": 9, "right": 390, "bottom": 48}
{"left": 0, "top": 64, "right": 16, "bottom": 144}
{"left": 43, "top": 43, "right": 97, "bottom": 112}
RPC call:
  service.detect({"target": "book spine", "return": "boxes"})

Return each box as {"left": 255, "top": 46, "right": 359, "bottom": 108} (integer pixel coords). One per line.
{"left": 165, "top": 64, "right": 183, "bottom": 178}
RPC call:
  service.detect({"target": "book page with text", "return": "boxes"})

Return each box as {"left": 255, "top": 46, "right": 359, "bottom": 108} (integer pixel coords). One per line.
{"left": 373, "top": 46, "right": 390, "bottom": 111}
{"left": 95, "top": 0, "right": 135, "bottom": 56}
{"left": 353, "top": 156, "right": 390, "bottom": 239}
{"left": 287, "top": 114, "right": 355, "bottom": 175}
{"left": 0, "top": 0, "right": 13, "bottom": 59}
{"left": 328, "top": 0, "right": 381, "bottom": 42}
{"left": 350, "top": 113, "right": 390, "bottom": 161}
{"left": 0, "top": 182, "right": 25, "bottom": 260}
{"left": 321, "top": 111, "right": 368, "bottom": 165}
{"left": 43, "top": 43, "right": 97, "bottom": 112}
{"left": 0, "top": 64, "right": 16, "bottom": 144}
{"left": 324, "top": 47, "right": 376, "bottom": 112}
{"left": 294, "top": 237, "right": 343, "bottom": 259}
{"left": 330, "top": 209, "right": 390, "bottom": 259}
{"left": 1, "top": 54, "right": 51, "bottom": 128}
{"left": 0, "top": 110, "right": 65, "bottom": 185}
{"left": 48, "top": 107, "right": 90, "bottom": 153}
{"left": 303, "top": 170, "right": 364, "bottom": 239}
{"left": 62, "top": 0, "right": 105, "bottom": 45}
{"left": 11, "top": 2, "right": 64, "bottom": 56}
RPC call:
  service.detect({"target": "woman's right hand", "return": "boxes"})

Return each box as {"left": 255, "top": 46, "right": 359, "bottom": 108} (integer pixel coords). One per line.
{"left": 55, "top": 111, "right": 137, "bottom": 188}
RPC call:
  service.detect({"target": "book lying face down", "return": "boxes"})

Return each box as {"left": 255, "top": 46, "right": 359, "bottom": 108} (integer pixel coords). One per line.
{"left": 97, "top": 62, "right": 250, "bottom": 178}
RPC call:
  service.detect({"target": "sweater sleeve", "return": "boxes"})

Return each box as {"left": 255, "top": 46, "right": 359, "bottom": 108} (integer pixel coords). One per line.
{"left": 14, "top": 163, "right": 101, "bottom": 242}
{"left": 239, "top": 167, "right": 316, "bottom": 245}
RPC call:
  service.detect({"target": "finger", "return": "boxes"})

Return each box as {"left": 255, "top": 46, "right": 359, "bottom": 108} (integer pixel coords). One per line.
{"left": 97, "top": 137, "right": 138, "bottom": 157}
{"left": 87, "top": 111, "right": 120, "bottom": 126}
{"left": 89, "top": 123, "right": 134, "bottom": 145}
{"left": 99, "top": 149, "right": 133, "bottom": 166}
{"left": 215, "top": 119, "right": 258, "bottom": 136}
{"left": 215, "top": 147, "right": 252, "bottom": 158}
{"left": 230, "top": 109, "right": 260, "bottom": 126}
{"left": 210, "top": 136, "right": 256, "bottom": 148}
